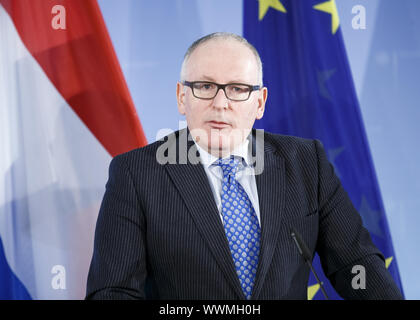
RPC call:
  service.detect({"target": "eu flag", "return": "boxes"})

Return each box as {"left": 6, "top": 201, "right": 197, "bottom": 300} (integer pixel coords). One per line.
{"left": 244, "top": 0, "right": 404, "bottom": 299}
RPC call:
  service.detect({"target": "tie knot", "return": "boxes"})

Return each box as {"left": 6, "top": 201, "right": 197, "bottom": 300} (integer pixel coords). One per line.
{"left": 216, "top": 156, "right": 240, "bottom": 177}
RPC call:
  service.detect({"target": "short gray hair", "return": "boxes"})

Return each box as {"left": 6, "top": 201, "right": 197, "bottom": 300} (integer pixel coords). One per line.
{"left": 180, "top": 32, "right": 263, "bottom": 86}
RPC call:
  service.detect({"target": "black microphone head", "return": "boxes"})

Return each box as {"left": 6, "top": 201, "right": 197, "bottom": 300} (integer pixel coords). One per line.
{"left": 290, "top": 228, "right": 312, "bottom": 262}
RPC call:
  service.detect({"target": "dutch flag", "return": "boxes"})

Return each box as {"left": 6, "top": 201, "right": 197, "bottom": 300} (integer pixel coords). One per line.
{"left": 0, "top": 0, "right": 147, "bottom": 299}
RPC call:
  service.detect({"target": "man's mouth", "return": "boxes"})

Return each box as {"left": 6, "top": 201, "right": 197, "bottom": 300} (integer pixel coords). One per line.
{"left": 207, "top": 121, "right": 231, "bottom": 129}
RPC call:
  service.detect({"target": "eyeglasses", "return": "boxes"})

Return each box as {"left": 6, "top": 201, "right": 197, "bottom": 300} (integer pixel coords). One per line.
{"left": 182, "top": 81, "right": 261, "bottom": 102}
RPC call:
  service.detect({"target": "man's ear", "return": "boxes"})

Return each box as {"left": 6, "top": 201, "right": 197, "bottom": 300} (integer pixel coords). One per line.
{"left": 256, "top": 87, "right": 268, "bottom": 120}
{"left": 177, "top": 82, "right": 186, "bottom": 115}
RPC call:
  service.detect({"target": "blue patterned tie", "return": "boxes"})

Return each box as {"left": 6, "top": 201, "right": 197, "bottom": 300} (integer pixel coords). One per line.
{"left": 216, "top": 156, "right": 261, "bottom": 299}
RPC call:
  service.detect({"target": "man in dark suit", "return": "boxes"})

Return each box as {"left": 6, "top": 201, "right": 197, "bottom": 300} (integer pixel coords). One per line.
{"left": 86, "top": 33, "right": 403, "bottom": 300}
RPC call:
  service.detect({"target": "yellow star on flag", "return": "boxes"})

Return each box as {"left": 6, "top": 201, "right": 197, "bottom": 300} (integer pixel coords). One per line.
{"left": 258, "top": 0, "right": 287, "bottom": 21}
{"left": 307, "top": 283, "right": 321, "bottom": 300}
{"left": 385, "top": 256, "right": 393, "bottom": 269}
{"left": 313, "top": 0, "right": 340, "bottom": 34}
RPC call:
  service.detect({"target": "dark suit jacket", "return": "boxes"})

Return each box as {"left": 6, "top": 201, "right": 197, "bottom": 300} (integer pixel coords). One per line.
{"left": 86, "top": 128, "right": 403, "bottom": 300}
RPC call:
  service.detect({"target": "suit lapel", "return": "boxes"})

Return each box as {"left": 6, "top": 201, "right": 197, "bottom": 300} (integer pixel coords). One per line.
{"left": 164, "top": 129, "right": 245, "bottom": 299}
{"left": 250, "top": 130, "right": 286, "bottom": 299}
{"left": 163, "top": 128, "right": 286, "bottom": 299}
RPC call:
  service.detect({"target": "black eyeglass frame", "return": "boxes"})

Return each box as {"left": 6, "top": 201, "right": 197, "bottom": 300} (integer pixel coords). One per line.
{"left": 182, "top": 80, "right": 262, "bottom": 101}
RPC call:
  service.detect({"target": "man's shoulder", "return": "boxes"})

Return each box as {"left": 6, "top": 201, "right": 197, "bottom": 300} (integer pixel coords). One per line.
{"left": 115, "top": 136, "right": 166, "bottom": 160}
{"left": 111, "top": 129, "right": 185, "bottom": 166}
{"left": 259, "top": 130, "right": 317, "bottom": 157}
{"left": 262, "top": 130, "right": 313, "bottom": 146}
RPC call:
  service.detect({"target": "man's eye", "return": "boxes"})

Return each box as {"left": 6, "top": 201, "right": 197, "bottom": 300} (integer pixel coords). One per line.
{"left": 195, "top": 83, "right": 214, "bottom": 90}
{"left": 231, "top": 86, "right": 249, "bottom": 93}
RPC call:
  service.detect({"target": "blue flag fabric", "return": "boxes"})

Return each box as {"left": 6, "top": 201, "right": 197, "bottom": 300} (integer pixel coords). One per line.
{"left": 243, "top": 0, "right": 404, "bottom": 299}
{"left": 0, "top": 238, "right": 31, "bottom": 299}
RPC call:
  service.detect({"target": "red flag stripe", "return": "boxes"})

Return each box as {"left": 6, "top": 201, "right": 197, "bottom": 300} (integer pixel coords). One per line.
{"left": 0, "top": 0, "right": 147, "bottom": 157}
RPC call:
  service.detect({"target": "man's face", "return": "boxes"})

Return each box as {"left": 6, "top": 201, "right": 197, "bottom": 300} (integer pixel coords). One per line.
{"left": 177, "top": 39, "right": 267, "bottom": 157}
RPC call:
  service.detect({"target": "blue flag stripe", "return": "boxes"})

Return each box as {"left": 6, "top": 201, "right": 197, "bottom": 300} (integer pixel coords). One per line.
{"left": 0, "top": 237, "right": 32, "bottom": 299}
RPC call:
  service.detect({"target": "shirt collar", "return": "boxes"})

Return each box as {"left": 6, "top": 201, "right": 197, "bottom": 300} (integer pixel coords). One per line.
{"left": 194, "top": 136, "right": 252, "bottom": 170}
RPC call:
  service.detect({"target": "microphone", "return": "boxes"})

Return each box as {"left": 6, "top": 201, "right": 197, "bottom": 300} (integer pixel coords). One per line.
{"left": 290, "top": 228, "right": 329, "bottom": 300}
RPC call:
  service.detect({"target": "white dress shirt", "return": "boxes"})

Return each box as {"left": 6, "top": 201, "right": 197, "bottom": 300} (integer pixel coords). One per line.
{"left": 194, "top": 138, "right": 261, "bottom": 225}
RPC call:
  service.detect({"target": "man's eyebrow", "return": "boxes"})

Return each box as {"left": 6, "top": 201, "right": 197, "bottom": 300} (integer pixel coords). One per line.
{"left": 197, "top": 75, "right": 248, "bottom": 84}
{"left": 198, "top": 75, "right": 216, "bottom": 82}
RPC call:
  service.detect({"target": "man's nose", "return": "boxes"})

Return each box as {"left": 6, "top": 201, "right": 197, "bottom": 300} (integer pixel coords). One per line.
{"left": 212, "top": 87, "right": 230, "bottom": 109}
